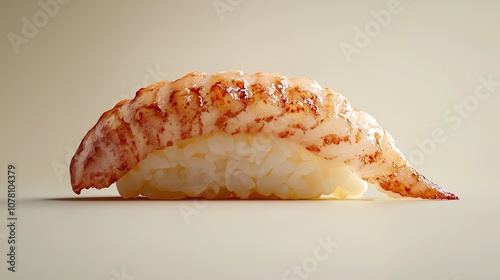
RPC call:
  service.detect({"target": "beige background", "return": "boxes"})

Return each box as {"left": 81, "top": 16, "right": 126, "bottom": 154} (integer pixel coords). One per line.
{"left": 1, "top": 0, "right": 499, "bottom": 279}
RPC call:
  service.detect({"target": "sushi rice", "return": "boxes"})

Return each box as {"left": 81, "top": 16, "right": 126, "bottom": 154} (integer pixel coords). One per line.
{"left": 116, "top": 132, "right": 367, "bottom": 199}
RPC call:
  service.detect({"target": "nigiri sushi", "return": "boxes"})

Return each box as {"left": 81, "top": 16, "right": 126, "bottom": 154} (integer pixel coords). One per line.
{"left": 69, "top": 71, "right": 458, "bottom": 200}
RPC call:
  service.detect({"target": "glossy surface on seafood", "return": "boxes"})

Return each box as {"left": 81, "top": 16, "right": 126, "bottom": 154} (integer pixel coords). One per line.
{"left": 70, "top": 71, "right": 458, "bottom": 200}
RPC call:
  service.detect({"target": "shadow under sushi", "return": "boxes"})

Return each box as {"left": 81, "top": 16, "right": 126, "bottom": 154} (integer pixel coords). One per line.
{"left": 44, "top": 196, "right": 435, "bottom": 202}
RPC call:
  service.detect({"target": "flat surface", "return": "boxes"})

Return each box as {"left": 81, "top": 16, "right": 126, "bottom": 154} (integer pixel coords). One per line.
{"left": 3, "top": 191, "right": 491, "bottom": 280}
{"left": 1, "top": 0, "right": 500, "bottom": 279}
